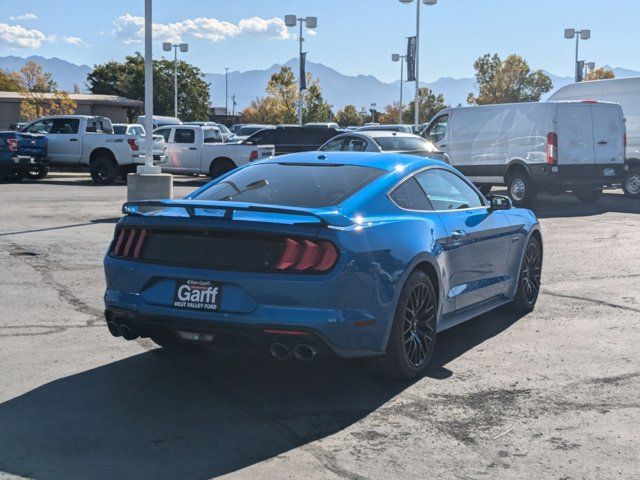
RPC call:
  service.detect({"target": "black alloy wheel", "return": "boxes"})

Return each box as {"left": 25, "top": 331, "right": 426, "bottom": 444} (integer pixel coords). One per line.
{"left": 509, "top": 236, "right": 543, "bottom": 313}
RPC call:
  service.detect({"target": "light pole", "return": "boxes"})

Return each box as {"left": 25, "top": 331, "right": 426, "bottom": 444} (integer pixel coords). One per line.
{"left": 399, "top": 0, "right": 437, "bottom": 130}
{"left": 163, "top": 42, "right": 189, "bottom": 117}
{"left": 231, "top": 95, "right": 237, "bottom": 116}
{"left": 370, "top": 103, "right": 377, "bottom": 123}
{"left": 284, "top": 14, "right": 318, "bottom": 126}
{"left": 564, "top": 28, "right": 590, "bottom": 82}
{"left": 225, "top": 67, "right": 229, "bottom": 115}
{"left": 392, "top": 53, "right": 406, "bottom": 124}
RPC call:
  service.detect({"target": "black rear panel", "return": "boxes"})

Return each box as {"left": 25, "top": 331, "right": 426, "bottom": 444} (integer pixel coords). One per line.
{"left": 142, "top": 229, "right": 284, "bottom": 271}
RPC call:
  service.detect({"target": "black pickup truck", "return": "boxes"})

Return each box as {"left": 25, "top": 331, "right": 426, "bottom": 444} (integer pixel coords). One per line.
{"left": 0, "top": 131, "right": 48, "bottom": 181}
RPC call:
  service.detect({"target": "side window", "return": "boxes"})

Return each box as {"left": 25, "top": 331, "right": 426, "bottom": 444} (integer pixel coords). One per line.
{"left": 344, "top": 137, "right": 367, "bottom": 152}
{"left": 203, "top": 129, "right": 222, "bottom": 143}
{"left": 425, "top": 115, "right": 448, "bottom": 144}
{"left": 248, "top": 129, "right": 275, "bottom": 144}
{"left": 415, "top": 169, "right": 483, "bottom": 210}
{"left": 390, "top": 177, "right": 432, "bottom": 210}
{"left": 155, "top": 128, "right": 172, "bottom": 142}
{"left": 132, "top": 126, "right": 145, "bottom": 136}
{"left": 50, "top": 119, "right": 80, "bottom": 134}
{"left": 173, "top": 128, "right": 195, "bottom": 144}
{"left": 24, "top": 120, "right": 52, "bottom": 134}
{"left": 320, "top": 137, "right": 345, "bottom": 151}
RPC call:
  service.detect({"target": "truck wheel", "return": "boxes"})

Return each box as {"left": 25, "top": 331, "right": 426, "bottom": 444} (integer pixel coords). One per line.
{"left": 507, "top": 171, "right": 537, "bottom": 207}
{"left": 27, "top": 165, "right": 49, "bottom": 179}
{"left": 574, "top": 187, "right": 603, "bottom": 203}
{"left": 2, "top": 170, "right": 25, "bottom": 182}
{"left": 209, "top": 158, "right": 236, "bottom": 178}
{"left": 622, "top": 168, "right": 640, "bottom": 199}
{"left": 90, "top": 156, "right": 118, "bottom": 185}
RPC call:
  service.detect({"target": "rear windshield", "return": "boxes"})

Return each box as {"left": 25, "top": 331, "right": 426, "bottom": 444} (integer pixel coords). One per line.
{"left": 113, "top": 125, "right": 126, "bottom": 135}
{"left": 374, "top": 136, "right": 438, "bottom": 152}
{"left": 193, "top": 163, "right": 384, "bottom": 207}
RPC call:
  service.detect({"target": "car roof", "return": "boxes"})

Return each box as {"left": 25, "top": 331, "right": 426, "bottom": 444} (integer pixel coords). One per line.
{"left": 337, "top": 131, "right": 421, "bottom": 139}
{"left": 260, "top": 151, "right": 444, "bottom": 173}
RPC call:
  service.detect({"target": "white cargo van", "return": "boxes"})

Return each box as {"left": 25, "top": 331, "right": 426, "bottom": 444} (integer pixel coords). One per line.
{"left": 549, "top": 77, "right": 640, "bottom": 198}
{"left": 423, "top": 101, "right": 627, "bottom": 205}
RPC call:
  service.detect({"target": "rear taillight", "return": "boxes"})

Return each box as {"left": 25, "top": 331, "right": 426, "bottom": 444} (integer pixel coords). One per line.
{"left": 7, "top": 138, "right": 18, "bottom": 152}
{"left": 249, "top": 150, "right": 259, "bottom": 161}
{"left": 546, "top": 132, "right": 557, "bottom": 165}
{"left": 111, "top": 228, "right": 148, "bottom": 259}
{"left": 127, "top": 139, "right": 139, "bottom": 151}
{"left": 275, "top": 238, "right": 338, "bottom": 272}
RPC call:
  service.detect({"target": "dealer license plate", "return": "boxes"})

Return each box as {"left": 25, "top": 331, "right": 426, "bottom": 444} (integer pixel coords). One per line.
{"left": 173, "top": 279, "right": 222, "bottom": 311}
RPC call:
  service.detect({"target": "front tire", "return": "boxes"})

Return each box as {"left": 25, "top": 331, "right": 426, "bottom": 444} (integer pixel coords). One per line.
{"left": 622, "top": 168, "right": 640, "bottom": 199}
{"left": 507, "top": 171, "right": 538, "bottom": 207}
{"left": 574, "top": 187, "right": 603, "bottom": 203}
{"left": 508, "top": 236, "right": 542, "bottom": 313}
{"left": 90, "top": 156, "right": 119, "bottom": 185}
{"left": 368, "top": 270, "right": 437, "bottom": 379}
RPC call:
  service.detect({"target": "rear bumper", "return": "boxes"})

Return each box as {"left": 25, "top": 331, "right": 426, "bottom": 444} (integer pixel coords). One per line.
{"left": 1, "top": 156, "right": 49, "bottom": 172}
{"left": 103, "top": 255, "right": 395, "bottom": 358}
{"left": 530, "top": 163, "right": 627, "bottom": 189}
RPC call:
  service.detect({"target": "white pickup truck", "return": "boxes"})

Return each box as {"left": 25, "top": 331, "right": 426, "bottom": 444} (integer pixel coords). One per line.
{"left": 154, "top": 124, "right": 275, "bottom": 177}
{"left": 22, "top": 115, "right": 167, "bottom": 184}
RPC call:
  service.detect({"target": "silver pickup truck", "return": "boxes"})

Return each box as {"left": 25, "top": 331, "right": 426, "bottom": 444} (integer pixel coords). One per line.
{"left": 22, "top": 115, "right": 166, "bottom": 184}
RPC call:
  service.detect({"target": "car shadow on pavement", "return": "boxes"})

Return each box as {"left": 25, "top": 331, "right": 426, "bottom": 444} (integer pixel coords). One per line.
{"left": 0, "top": 309, "right": 523, "bottom": 480}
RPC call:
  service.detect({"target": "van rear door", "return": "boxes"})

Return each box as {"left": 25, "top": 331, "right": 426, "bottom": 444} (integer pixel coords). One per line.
{"left": 591, "top": 104, "right": 625, "bottom": 166}
{"left": 557, "top": 103, "right": 595, "bottom": 169}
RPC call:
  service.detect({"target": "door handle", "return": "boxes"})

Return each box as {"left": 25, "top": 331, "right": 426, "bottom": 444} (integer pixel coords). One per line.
{"left": 69, "top": 138, "right": 78, "bottom": 142}
{"left": 597, "top": 140, "right": 608, "bottom": 145}
{"left": 188, "top": 147, "right": 197, "bottom": 150}
{"left": 440, "top": 144, "right": 447, "bottom": 148}
{"left": 451, "top": 230, "right": 466, "bottom": 241}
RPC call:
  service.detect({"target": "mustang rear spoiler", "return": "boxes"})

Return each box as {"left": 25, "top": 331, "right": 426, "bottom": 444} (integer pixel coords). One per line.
{"left": 121, "top": 199, "right": 353, "bottom": 227}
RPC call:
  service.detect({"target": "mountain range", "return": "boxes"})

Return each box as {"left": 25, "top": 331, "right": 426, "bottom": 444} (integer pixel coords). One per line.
{"left": 1, "top": 55, "right": 639, "bottom": 112}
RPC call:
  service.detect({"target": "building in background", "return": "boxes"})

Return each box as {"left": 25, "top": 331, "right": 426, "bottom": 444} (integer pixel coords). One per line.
{"left": 0, "top": 92, "right": 143, "bottom": 129}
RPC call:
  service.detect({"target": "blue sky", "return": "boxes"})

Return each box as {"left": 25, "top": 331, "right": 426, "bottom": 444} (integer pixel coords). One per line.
{"left": 1, "top": 0, "right": 639, "bottom": 81}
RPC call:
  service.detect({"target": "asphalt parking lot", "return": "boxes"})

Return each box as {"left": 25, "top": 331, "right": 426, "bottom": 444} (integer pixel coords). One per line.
{"left": 0, "top": 173, "right": 639, "bottom": 480}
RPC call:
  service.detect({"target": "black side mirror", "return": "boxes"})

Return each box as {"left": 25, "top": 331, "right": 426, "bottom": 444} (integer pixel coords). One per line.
{"left": 488, "top": 195, "right": 512, "bottom": 211}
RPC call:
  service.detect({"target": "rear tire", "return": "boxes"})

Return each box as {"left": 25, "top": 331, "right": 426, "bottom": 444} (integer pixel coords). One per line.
{"left": 622, "top": 168, "right": 640, "bottom": 199}
{"left": 27, "top": 165, "right": 49, "bottom": 179}
{"left": 508, "top": 236, "right": 543, "bottom": 313}
{"left": 209, "top": 158, "right": 236, "bottom": 179}
{"left": 574, "top": 187, "right": 603, "bottom": 203}
{"left": 368, "top": 270, "right": 437, "bottom": 379}
{"left": 2, "top": 170, "right": 25, "bottom": 182}
{"left": 90, "top": 156, "right": 119, "bottom": 185}
{"left": 507, "top": 170, "right": 537, "bottom": 207}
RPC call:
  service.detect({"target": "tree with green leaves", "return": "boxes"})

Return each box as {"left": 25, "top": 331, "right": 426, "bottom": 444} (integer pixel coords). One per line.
{"left": 303, "top": 80, "right": 331, "bottom": 123}
{"left": 335, "top": 105, "right": 362, "bottom": 127}
{"left": 87, "top": 53, "right": 211, "bottom": 121}
{"left": 467, "top": 53, "right": 552, "bottom": 105}
{"left": 401, "top": 88, "right": 448, "bottom": 124}
{"left": 0, "top": 69, "right": 24, "bottom": 92}
{"left": 16, "top": 61, "right": 76, "bottom": 121}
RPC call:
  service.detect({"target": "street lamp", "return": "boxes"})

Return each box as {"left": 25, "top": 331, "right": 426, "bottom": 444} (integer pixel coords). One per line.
{"left": 392, "top": 53, "right": 406, "bottom": 124}
{"left": 564, "top": 28, "right": 590, "bottom": 82}
{"left": 225, "top": 67, "right": 229, "bottom": 116}
{"left": 370, "top": 103, "right": 377, "bottom": 123}
{"left": 163, "top": 42, "right": 189, "bottom": 117}
{"left": 399, "top": 0, "right": 437, "bottom": 130}
{"left": 285, "top": 14, "right": 318, "bottom": 126}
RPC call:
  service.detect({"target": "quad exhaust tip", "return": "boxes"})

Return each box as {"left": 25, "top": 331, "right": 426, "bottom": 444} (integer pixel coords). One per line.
{"left": 269, "top": 342, "right": 318, "bottom": 361}
{"left": 269, "top": 342, "right": 291, "bottom": 361}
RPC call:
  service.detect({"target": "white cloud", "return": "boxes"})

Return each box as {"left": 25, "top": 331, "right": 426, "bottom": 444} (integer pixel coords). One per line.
{"left": 0, "top": 23, "right": 47, "bottom": 48}
{"left": 63, "top": 36, "right": 86, "bottom": 46}
{"left": 9, "top": 13, "right": 38, "bottom": 21}
{"left": 113, "top": 14, "right": 292, "bottom": 45}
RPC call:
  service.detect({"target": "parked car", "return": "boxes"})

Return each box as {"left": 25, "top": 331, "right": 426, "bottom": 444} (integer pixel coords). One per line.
{"left": 230, "top": 124, "right": 245, "bottom": 134}
{"left": 422, "top": 101, "right": 627, "bottom": 205}
{"left": 320, "top": 131, "right": 445, "bottom": 162}
{"left": 0, "top": 131, "right": 48, "bottom": 181}
{"left": 549, "top": 77, "right": 640, "bottom": 198}
{"left": 112, "top": 123, "right": 146, "bottom": 136}
{"left": 305, "top": 122, "right": 340, "bottom": 129}
{"left": 104, "top": 151, "right": 543, "bottom": 379}
{"left": 242, "top": 125, "right": 340, "bottom": 155}
{"left": 137, "top": 115, "right": 182, "bottom": 129}
{"left": 153, "top": 124, "right": 274, "bottom": 177}
{"left": 357, "top": 124, "right": 414, "bottom": 133}
{"left": 229, "top": 124, "right": 275, "bottom": 142}
{"left": 184, "top": 122, "right": 233, "bottom": 142}
{"left": 22, "top": 115, "right": 167, "bottom": 185}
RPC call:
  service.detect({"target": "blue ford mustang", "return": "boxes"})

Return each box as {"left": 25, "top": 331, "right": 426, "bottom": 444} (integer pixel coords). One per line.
{"left": 103, "top": 152, "right": 542, "bottom": 378}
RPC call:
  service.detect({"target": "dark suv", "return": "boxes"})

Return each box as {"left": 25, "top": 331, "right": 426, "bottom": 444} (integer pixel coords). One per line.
{"left": 0, "top": 131, "right": 48, "bottom": 181}
{"left": 242, "top": 126, "right": 340, "bottom": 155}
